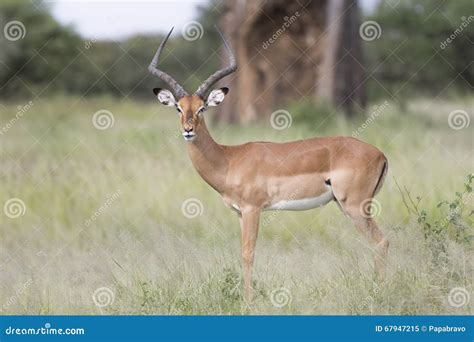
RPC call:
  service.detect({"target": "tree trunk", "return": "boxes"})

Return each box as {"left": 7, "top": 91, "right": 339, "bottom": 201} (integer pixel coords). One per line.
{"left": 219, "top": 0, "right": 366, "bottom": 123}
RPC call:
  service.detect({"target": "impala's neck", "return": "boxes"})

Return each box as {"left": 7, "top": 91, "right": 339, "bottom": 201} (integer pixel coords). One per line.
{"left": 186, "top": 119, "right": 228, "bottom": 194}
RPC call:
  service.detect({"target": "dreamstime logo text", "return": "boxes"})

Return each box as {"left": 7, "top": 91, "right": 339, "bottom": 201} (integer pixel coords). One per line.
{"left": 2, "top": 278, "right": 33, "bottom": 311}
{"left": 84, "top": 189, "right": 121, "bottom": 227}
{"left": 3, "top": 20, "right": 27, "bottom": 41}
{"left": 439, "top": 192, "right": 473, "bottom": 227}
{"left": 84, "top": 36, "right": 98, "bottom": 50}
{"left": 182, "top": 21, "right": 203, "bottom": 41}
{"left": 356, "top": 283, "right": 384, "bottom": 311}
{"left": 262, "top": 12, "right": 300, "bottom": 49}
{"left": 440, "top": 16, "right": 474, "bottom": 49}
{"left": 359, "top": 21, "right": 381, "bottom": 41}
{"left": 4, "top": 322, "right": 85, "bottom": 336}
{"left": 261, "top": 189, "right": 301, "bottom": 228}
{"left": 352, "top": 101, "right": 388, "bottom": 138}
{"left": 0, "top": 100, "right": 34, "bottom": 136}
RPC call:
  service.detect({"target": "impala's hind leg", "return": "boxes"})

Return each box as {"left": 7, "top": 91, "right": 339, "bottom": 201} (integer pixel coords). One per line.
{"left": 343, "top": 201, "right": 389, "bottom": 279}
{"left": 331, "top": 172, "right": 389, "bottom": 279}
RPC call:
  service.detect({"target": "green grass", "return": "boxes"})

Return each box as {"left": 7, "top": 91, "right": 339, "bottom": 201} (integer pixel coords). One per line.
{"left": 0, "top": 95, "right": 472, "bottom": 314}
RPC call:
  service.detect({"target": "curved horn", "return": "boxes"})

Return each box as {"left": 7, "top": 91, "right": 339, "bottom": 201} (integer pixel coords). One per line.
{"left": 194, "top": 26, "right": 237, "bottom": 99}
{"left": 148, "top": 27, "right": 188, "bottom": 99}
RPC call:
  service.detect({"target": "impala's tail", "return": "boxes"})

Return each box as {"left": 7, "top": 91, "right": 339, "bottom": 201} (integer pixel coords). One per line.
{"left": 372, "top": 159, "right": 388, "bottom": 197}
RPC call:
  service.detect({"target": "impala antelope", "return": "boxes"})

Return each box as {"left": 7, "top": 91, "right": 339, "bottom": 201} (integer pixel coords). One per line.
{"left": 149, "top": 27, "right": 389, "bottom": 301}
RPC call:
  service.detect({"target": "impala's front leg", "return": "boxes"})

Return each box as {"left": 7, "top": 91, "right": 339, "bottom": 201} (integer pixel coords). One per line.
{"left": 240, "top": 207, "right": 261, "bottom": 302}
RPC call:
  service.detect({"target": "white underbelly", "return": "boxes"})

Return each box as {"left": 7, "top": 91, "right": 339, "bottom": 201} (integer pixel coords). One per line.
{"left": 264, "top": 190, "right": 334, "bottom": 211}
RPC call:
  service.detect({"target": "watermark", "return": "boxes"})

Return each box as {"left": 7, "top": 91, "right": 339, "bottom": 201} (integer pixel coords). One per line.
{"left": 3, "top": 20, "right": 27, "bottom": 41}
{"left": 262, "top": 12, "right": 300, "bottom": 49}
{"left": 440, "top": 16, "right": 474, "bottom": 49}
{"left": 84, "top": 189, "right": 121, "bottom": 227}
{"left": 356, "top": 283, "right": 384, "bottom": 311}
{"left": 84, "top": 36, "right": 98, "bottom": 50}
{"left": 375, "top": 324, "right": 466, "bottom": 333}
{"left": 359, "top": 20, "right": 381, "bottom": 42}
{"left": 92, "top": 109, "right": 115, "bottom": 130}
{"left": 37, "top": 250, "right": 47, "bottom": 258}
{"left": 359, "top": 198, "right": 382, "bottom": 218}
{"left": 428, "top": 325, "right": 466, "bottom": 333}
{"left": 92, "top": 287, "right": 115, "bottom": 308}
{"left": 352, "top": 101, "right": 389, "bottom": 138}
{"left": 261, "top": 188, "right": 301, "bottom": 228}
{"left": 5, "top": 323, "right": 85, "bottom": 336}
{"left": 3, "top": 198, "right": 26, "bottom": 218}
{"left": 0, "top": 100, "right": 34, "bottom": 136}
{"left": 2, "top": 278, "right": 33, "bottom": 311}
{"left": 270, "top": 109, "right": 292, "bottom": 130}
{"left": 447, "top": 287, "right": 470, "bottom": 308}
{"left": 181, "top": 21, "right": 203, "bottom": 41}
{"left": 448, "top": 109, "right": 470, "bottom": 130}
{"left": 439, "top": 192, "right": 473, "bottom": 227}
{"left": 270, "top": 287, "right": 292, "bottom": 308}
{"left": 181, "top": 198, "right": 204, "bottom": 218}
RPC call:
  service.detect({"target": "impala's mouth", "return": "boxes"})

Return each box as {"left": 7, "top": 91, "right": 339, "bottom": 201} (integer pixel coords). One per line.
{"left": 182, "top": 132, "right": 196, "bottom": 141}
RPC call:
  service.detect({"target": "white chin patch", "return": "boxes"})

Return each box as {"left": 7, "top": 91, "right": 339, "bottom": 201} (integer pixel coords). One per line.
{"left": 183, "top": 133, "right": 196, "bottom": 142}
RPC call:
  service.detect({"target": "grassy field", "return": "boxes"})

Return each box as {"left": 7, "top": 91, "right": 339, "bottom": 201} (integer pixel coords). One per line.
{"left": 0, "top": 95, "right": 472, "bottom": 314}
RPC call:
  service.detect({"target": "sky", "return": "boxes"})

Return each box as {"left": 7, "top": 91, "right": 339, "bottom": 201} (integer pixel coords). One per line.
{"left": 49, "top": 0, "right": 379, "bottom": 40}
{"left": 50, "top": 0, "right": 208, "bottom": 40}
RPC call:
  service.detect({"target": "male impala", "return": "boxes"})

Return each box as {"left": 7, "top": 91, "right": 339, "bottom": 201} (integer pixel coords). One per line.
{"left": 149, "top": 28, "right": 389, "bottom": 301}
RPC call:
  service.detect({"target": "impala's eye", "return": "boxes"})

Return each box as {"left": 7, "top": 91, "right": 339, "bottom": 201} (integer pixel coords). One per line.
{"left": 197, "top": 107, "right": 205, "bottom": 115}
{"left": 176, "top": 107, "right": 183, "bottom": 115}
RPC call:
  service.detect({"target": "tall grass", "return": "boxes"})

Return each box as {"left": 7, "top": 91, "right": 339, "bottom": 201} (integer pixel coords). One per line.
{"left": 0, "top": 95, "right": 472, "bottom": 314}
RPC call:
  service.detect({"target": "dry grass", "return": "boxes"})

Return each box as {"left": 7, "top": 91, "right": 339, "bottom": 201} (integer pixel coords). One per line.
{"left": 0, "top": 95, "right": 472, "bottom": 314}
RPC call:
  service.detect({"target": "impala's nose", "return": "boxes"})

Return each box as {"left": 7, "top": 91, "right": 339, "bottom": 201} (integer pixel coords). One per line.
{"left": 184, "top": 127, "right": 193, "bottom": 133}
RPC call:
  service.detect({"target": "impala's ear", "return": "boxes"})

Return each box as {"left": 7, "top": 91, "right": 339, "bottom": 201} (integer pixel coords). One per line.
{"left": 206, "top": 87, "right": 228, "bottom": 107}
{"left": 153, "top": 88, "right": 176, "bottom": 107}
